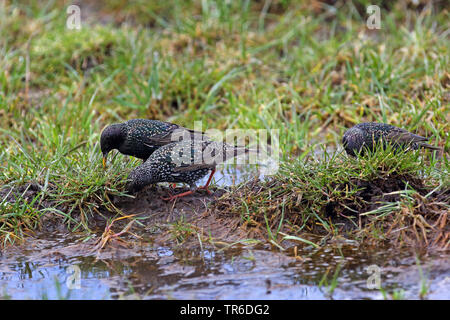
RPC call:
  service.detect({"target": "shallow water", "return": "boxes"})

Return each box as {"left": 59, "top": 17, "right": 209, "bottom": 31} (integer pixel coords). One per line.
{"left": 197, "top": 163, "right": 267, "bottom": 188}
{"left": 1, "top": 232, "right": 449, "bottom": 300}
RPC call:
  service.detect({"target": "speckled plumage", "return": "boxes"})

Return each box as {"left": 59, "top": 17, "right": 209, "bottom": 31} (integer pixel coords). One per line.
{"left": 100, "top": 119, "right": 206, "bottom": 165}
{"left": 342, "top": 122, "right": 441, "bottom": 157}
{"left": 126, "top": 140, "right": 250, "bottom": 194}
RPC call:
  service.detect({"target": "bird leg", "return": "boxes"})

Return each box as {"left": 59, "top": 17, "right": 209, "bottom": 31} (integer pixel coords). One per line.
{"left": 198, "top": 169, "right": 215, "bottom": 195}
{"left": 161, "top": 190, "right": 194, "bottom": 201}
{"left": 162, "top": 169, "right": 216, "bottom": 201}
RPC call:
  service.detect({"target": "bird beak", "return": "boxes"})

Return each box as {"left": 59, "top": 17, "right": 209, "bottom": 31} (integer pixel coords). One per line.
{"left": 102, "top": 154, "right": 107, "bottom": 169}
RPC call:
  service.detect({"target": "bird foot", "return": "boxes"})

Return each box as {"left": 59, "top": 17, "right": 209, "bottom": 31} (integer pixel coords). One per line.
{"left": 160, "top": 190, "right": 173, "bottom": 200}
{"left": 161, "top": 190, "right": 194, "bottom": 201}
{"left": 198, "top": 186, "right": 212, "bottom": 195}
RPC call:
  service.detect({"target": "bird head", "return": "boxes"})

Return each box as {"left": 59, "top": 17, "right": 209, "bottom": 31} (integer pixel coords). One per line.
{"left": 342, "top": 126, "right": 364, "bottom": 157}
{"left": 100, "top": 124, "right": 125, "bottom": 169}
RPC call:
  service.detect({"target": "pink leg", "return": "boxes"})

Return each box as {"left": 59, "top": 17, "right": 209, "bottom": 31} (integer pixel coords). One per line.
{"left": 162, "top": 169, "right": 216, "bottom": 201}
{"left": 161, "top": 190, "right": 194, "bottom": 201}
{"left": 198, "top": 169, "right": 215, "bottom": 195}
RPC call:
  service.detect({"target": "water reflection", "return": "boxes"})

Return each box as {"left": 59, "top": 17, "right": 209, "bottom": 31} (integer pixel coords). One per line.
{"left": 1, "top": 235, "right": 448, "bottom": 300}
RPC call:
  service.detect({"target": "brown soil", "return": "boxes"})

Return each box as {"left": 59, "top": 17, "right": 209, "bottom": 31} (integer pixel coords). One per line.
{"left": 103, "top": 185, "right": 251, "bottom": 247}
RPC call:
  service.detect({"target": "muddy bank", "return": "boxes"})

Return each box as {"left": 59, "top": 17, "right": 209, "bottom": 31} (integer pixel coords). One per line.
{"left": 0, "top": 182, "right": 252, "bottom": 247}
{"left": 1, "top": 169, "right": 448, "bottom": 252}
{"left": 101, "top": 185, "right": 251, "bottom": 247}
{"left": 210, "top": 173, "right": 449, "bottom": 249}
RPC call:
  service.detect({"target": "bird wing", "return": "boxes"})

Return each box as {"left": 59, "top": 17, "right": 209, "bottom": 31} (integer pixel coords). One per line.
{"left": 385, "top": 127, "right": 428, "bottom": 145}
{"left": 145, "top": 126, "right": 181, "bottom": 146}
{"left": 171, "top": 142, "right": 251, "bottom": 172}
{"left": 145, "top": 124, "right": 208, "bottom": 146}
{"left": 172, "top": 163, "right": 215, "bottom": 172}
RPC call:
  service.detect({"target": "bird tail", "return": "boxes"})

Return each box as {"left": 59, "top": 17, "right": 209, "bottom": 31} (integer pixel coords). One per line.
{"left": 221, "top": 144, "right": 271, "bottom": 167}
{"left": 418, "top": 143, "right": 442, "bottom": 152}
{"left": 224, "top": 144, "right": 260, "bottom": 158}
{"left": 185, "top": 128, "right": 210, "bottom": 141}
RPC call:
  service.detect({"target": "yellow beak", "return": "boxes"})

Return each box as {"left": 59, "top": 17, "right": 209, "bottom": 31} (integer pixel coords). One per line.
{"left": 102, "top": 156, "right": 107, "bottom": 169}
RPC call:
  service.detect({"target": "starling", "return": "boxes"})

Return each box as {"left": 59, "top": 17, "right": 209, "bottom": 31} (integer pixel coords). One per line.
{"left": 126, "top": 139, "right": 251, "bottom": 200}
{"left": 342, "top": 122, "right": 441, "bottom": 157}
{"left": 100, "top": 119, "right": 206, "bottom": 168}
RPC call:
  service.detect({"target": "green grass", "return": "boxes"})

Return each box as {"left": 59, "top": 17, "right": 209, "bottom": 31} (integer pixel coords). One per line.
{"left": 0, "top": 0, "right": 449, "bottom": 245}
{"left": 319, "top": 262, "right": 343, "bottom": 297}
{"left": 215, "top": 143, "right": 449, "bottom": 246}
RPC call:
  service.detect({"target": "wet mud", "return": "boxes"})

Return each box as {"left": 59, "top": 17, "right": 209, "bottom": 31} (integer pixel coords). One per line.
{"left": 104, "top": 185, "right": 250, "bottom": 246}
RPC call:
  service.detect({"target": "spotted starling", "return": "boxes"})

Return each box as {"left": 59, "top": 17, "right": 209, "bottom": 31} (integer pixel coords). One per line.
{"left": 100, "top": 119, "right": 206, "bottom": 168}
{"left": 126, "top": 140, "right": 251, "bottom": 200}
{"left": 342, "top": 122, "right": 441, "bottom": 157}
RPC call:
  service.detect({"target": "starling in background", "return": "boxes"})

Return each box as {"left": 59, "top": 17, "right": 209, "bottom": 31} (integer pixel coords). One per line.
{"left": 342, "top": 122, "right": 441, "bottom": 157}
{"left": 100, "top": 119, "right": 206, "bottom": 168}
{"left": 126, "top": 140, "right": 252, "bottom": 200}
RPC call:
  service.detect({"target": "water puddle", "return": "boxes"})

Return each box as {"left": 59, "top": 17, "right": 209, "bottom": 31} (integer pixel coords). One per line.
{"left": 198, "top": 163, "right": 267, "bottom": 188}
{"left": 1, "top": 232, "right": 448, "bottom": 300}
